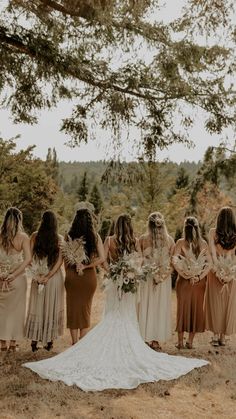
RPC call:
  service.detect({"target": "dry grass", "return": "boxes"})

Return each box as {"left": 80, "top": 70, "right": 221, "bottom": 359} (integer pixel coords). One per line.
{"left": 0, "top": 282, "right": 236, "bottom": 419}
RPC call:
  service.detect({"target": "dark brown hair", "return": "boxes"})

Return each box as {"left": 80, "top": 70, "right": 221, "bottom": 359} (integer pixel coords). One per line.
{"left": 183, "top": 216, "right": 202, "bottom": 257}
{"left": 68, "top": 208, "right": 97, "bottom": 260}
{"left": 33, "top": 210, "right": 59, "bottom": 268}
{"left": 215, "top": 207, "right": 236, "bottom": 250}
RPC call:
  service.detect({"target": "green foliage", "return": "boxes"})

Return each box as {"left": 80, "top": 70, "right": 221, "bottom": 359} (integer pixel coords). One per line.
{"left": 0, "top": 1, "right": 235, "bottom": 157}
{"left": 0, "top": 137, "right": 58, "bottom": 232}
{"left": 89, "top": 184, "right": 103, "bottom": 215}
{"left": 77, "top": 171, "right": 89, "bottom": 201}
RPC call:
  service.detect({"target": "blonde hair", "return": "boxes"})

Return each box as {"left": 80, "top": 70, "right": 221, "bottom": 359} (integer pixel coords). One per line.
{"left": 148, "top": 212, "right": 169, "bottom": 251}
{"left": 0, "top": 207, "right": 23, "bottom": 252}
{"left": 183, "top": 216, "right": 201, "bottom": 257}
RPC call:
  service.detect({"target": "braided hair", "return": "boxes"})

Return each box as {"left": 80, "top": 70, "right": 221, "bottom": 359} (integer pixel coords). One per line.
{"left": 215, "top": 207, "right": 236, "bottom": 250}
{"left": 68, "top": 208, "right": 98, "bottom": 260}
{"left": 148, "top": 212, "right": 169, "bottom": 251}
{"left": 114, "top": 214, "right": 137, "bottom": 256}
{"left": 0, "top": 207, "right": 23, "bottom": 252}
{"left": 183, "top": 216, "right": 202, "bottom": 257}
{"left": 33, "top": 210, "right": 59, "bottom": 269}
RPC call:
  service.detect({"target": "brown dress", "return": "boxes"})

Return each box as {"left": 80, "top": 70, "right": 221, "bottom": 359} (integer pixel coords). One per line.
{"left": 176, "top": 274, "right": 206, "bottom": 333}
{"left": 65, "top": 265, "right": 97, "bottom": 329}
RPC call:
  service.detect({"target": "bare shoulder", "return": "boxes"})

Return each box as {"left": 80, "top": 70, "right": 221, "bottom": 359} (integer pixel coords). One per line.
{"left": 30, "top": 231, "right": 38, "bottom": 240}
{"left": 209, "top": 228, "right": 216, "bottom": 237}
{"left": 168, "top": 235, "right": 175, "bottom": 245}
{"left": 18, "top": 231, "right": 30, "bottom": 241}
{"left": 175, "top": 238, "right": 184, "bottom": 246}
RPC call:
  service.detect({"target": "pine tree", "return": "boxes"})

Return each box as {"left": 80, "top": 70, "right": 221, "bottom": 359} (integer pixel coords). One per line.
{"left": 78, "top": 172, "right": 89, "bottom": 201}
{"left": 89, "top": 184, "right": 103, "bottom": 215}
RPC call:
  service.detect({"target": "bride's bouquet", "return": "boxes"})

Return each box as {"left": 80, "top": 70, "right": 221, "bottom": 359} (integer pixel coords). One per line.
{"left": 108, "top": 252, "right": 143, "bottom": 298}
{"left": 61, "top": 236, "right": 88, "bottom": 275}
{"left": 214, "top": 255, "right": 236, "bottom": 285}
{"left": 172, "top": 247, "right": 210, "bottom": 285}
{"left": 27, "top": 258, "right": 49, "bottom": 294}
{"left": 139, "top": 248, "right": 172, "bottom": 286}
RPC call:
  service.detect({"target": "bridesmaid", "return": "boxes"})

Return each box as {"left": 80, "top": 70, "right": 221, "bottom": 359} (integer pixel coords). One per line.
{"left": 25, "top": 210, "right": 65, "bottom": 352}
{"left": 173, "top": 216, "right": 211, "bottom": 349}
{"left": 65, "top": 208, "right": 104, "bottom": 345}
{"left": 205, "top": 207, "right": 236, "bottom": 346}
{"left": 0, "top": 207, "right": 31, "bottom": 352}
{"left": 138, "top": 212, "right": 174, "bottom": 350}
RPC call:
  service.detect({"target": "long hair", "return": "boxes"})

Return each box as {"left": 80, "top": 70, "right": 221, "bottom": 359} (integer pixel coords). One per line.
{"left": 33, "top": 210, "right": 59, "bottom": 268}
{"left": 0, "top": 207, "right": 23, "bottom": 252}
{"left": 114, "top": 214, "right": 136, "bottom": 256}
{"left": 215, "top": 207, "right": 236, "bottom": 250}
{"left": 148, "top": 212, "right": 169, "bottom": 252}
{"left": 68, "top": 208, "right": 97, "bottom": 260}
{"left": 183, "top": 216, "right": 202, "bottom": 257}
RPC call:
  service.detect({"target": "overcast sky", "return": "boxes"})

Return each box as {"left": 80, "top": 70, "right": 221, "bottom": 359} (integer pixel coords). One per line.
{"left": 0, "top": 0, "right": 234, "bottom": 163}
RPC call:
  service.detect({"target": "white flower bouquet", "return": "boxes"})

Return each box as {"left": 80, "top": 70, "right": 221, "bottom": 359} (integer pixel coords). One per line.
{"left": 108, "top": 252, "right": 143, "bottom": 298}
{"left": 61, "top": 236, "right": 88, "bottom": 275}
{"left": 140, "top": 248, "right": 172, "bottom": 286}
{"left": 214, "top": 255, "right": 236, "bottom": 285}
{"left": 27, "top": 257, "right": 49, "bottom": 294}
{"left": 172, "top": 247, "right": 210, "bottom": 285}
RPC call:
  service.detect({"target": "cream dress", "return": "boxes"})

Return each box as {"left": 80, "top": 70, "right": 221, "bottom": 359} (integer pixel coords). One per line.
{"left": 138, "top": 246, "right": 172, "bottom": 343}
{"left": 0, "top": 248, "right": 27, "bottom": 340}
{"left": 25, "top": 262, "right": 64, "bottom": 345}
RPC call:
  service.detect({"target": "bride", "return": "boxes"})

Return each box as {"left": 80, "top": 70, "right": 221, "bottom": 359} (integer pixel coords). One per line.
{"left": 24, "top": 213, "right": 208, "bottom": 391}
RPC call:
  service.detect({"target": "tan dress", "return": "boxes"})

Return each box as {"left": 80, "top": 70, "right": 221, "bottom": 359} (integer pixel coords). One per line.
{"left": 205, "top": 245, "right": 236, "bottom": 335}
{"left": 25, "top": 265, "right": 64, "bottom": 345}
{"left": 65, "top": 265, "right": 97, "bottom": 329}
{"left": 0, "top": 249, "right": 27, "bottom": 340}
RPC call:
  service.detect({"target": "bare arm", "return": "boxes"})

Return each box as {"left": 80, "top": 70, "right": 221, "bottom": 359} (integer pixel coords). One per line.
{"left": 208, "top": 228, "right": 218, "bottom": 265}
{"left": 7, "top": 234, "right": 31, "bottom": 282}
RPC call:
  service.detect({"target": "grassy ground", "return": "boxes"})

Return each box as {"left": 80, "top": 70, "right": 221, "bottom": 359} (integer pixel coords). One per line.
{"left": 0, "top": 282, "right": 236, "bottom": 419}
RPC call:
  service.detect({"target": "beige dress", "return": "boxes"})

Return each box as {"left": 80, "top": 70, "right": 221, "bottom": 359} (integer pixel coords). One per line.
{"left": 0, "top": 248, "right": 27, "bottom": 340}
{"left": 205, "top": 244, "right": 236, "bottom": 335}
{"left": 25, "top": 264, "right": 64, "bottom": 345}
{"left": 138, "top": 247, "right": 172, "bottom": 343}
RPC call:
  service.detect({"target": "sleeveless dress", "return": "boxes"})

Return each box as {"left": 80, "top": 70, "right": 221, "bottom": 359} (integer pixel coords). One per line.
{"left": 175, "top": 248, "right": 206, "bottom": 333}
{"left": 138, "top": 247, "right": 172, "bottom": 343}
{"left": 204, "top": 246, "right": 236, "bottom": 335}
{"left": 23, "top": 276, "right": 209, "bottom": 391}
{"left": 0, "top": 248, "right": 27, "bottom": 340}
{"left": 25, "top": 262, "right": 64, "bottom": 345}
{"left": 65, "top": 265, "right": 97, "bottom": 329}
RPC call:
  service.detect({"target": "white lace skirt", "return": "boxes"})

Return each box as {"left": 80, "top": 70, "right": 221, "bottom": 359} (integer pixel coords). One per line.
{"left": 23, "top": 282, "right": 209, "bottom": 391}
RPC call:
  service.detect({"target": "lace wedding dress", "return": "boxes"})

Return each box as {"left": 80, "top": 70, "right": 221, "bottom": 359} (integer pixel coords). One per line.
{"left": 23, "top": 281, "right": 209, "bottom": 391}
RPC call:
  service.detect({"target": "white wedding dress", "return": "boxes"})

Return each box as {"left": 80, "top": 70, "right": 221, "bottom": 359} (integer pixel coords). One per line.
{"left": 23, "top": 282, "right": 209, "bottom": 391}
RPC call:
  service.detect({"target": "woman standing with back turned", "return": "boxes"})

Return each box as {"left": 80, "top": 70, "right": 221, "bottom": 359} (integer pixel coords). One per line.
{"left": 25, "top": 210, "right": 64, "bottom": 352}
{"left": 205, "top": 207, "right": 236, "bottom": 346}
{"left": 0, "top": 207, "right": 31, "bottom": 352}
{"left": 65, "top": 208, "right": 104, "bottom": 345}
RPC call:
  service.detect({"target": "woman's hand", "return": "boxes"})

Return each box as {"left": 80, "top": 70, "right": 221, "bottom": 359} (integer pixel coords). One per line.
{"left": 5, "top": 273, "right": 16, "bottom": 283}
{"left": 76, "top": 263, "right": 85, "bottom": 274}
{"left": 39, "top": 275, "right": 49, "bottom": 285}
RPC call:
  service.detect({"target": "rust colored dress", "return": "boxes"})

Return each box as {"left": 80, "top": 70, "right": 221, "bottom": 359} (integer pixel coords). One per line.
{"left": 65, "top": 265, "right": 97, "bottom": 329}
{"left": 176, "top": 274, "right": 206, "bottom": 333}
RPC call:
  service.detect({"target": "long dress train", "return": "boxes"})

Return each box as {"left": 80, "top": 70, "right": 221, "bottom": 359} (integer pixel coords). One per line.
{"left": 23, "top": 282, "right": 209, "bottom": 391}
